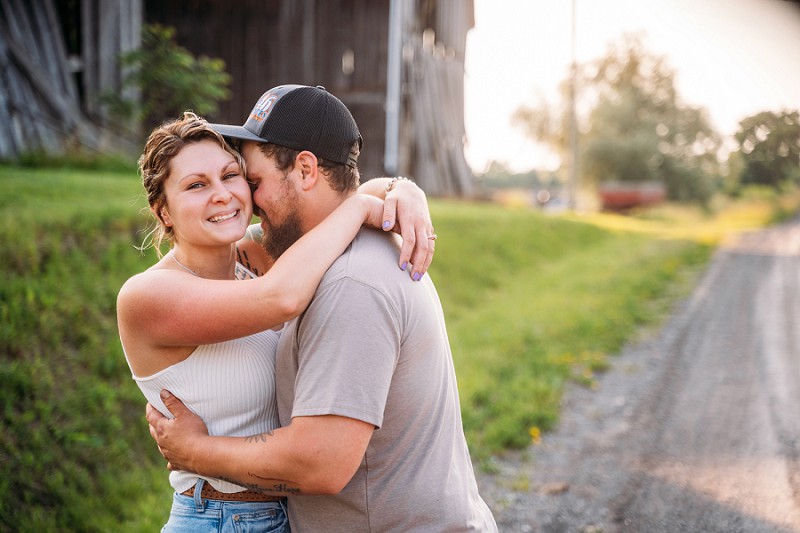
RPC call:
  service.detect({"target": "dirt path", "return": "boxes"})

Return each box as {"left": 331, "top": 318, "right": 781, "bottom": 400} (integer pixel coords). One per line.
{"left": 477, "top": 219, "right": 800, "bottom": 533}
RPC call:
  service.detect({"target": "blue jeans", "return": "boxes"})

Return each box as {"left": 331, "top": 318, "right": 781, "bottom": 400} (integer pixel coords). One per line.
{"left": 162, "top": 479, "right": 290, "bottom": 533}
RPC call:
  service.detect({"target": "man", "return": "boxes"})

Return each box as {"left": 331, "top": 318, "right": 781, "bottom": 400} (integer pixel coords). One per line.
{"left": 147, "top": 84, "right": 498, "bottom": 532}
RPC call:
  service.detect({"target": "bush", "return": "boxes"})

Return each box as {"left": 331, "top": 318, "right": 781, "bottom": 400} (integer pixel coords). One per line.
{"left": 103, "top": 24, "right": 231, "bottom": 135}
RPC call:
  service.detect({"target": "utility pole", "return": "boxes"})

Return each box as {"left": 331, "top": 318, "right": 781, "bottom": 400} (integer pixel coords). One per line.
{"left": 568, "top": 0, "right": 579, "bottom": 210}
{"left": 384, "top": 0, "right": 404, "bottom": 176}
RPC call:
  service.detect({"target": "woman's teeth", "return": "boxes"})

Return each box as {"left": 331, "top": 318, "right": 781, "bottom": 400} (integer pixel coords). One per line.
{"left": 209, "top": 210, "right": 238, "bottom": 223}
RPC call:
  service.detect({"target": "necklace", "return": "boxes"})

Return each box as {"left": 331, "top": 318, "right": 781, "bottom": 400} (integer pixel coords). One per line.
{"left": 171, "top": 253, "right": 200, "bottom": 277}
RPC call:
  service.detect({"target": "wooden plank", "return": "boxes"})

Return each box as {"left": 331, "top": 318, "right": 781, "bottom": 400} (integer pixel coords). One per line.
{"left": 0, "top": 34, "right": 21, "bottom": 157}
{"left": 44, "top": 0, "right": 79, "bottom": 102}
{"left": 302, "top": 0, "right": 314, "bottom": 84}
{"left": 4, "top": 31, "right": 78, "bottom": 126}
{"left": 2, "top": 21, "right": 103, "bottom": 150}
{"left": 1, "top": 0, "right": 31, "bottom": 45}
{"left": 98, "top": 0, "right": 120, "bottom": 93}
{"left": 0, "top": 12, "right": 59, "bottom": 152}
{"left": 32, "top": 0, "right": 68, "bottom": 99}
{"left": 0, "top": 0, "right": 147, "bottom": 157}
{"left": 119, "top": 0, "right": 142, "bottom": 104}
{"left": 81, "top": 0, "right": 98, "bottom": 116}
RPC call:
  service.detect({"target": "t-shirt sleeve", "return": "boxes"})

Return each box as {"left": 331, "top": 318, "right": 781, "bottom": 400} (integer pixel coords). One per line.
{"left": 291, "top": 277, "right": 400, "bottom": 428}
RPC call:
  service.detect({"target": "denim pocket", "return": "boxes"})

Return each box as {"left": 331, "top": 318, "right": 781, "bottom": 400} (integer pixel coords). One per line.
{"left": 161, "top": 493, "right": 223, "bottom": 532}
{"left": 231, "top": 505, "right": 289, "bottom": 533}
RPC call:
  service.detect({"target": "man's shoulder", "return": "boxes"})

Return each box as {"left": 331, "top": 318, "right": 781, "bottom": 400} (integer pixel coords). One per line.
{"left": 316, "top": 229, "right": 412, "bottom": 299}
{"left": 330, "top": 229, "right": 400, "bottom": 274}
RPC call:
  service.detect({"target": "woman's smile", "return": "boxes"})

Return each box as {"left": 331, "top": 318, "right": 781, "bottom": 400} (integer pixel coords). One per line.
{"left": 208, "top": 209, "right": 240, "bottom": 223}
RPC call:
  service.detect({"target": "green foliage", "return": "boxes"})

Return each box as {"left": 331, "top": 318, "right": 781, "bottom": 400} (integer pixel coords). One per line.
{"left": 734, "top": 109, "right": 800, "bottom": 189}
{"left": 0, "top": 167, "right": 172, "bottom": 532}
{"left": 104, "top": 24, "right": 231, "bottom": 133}
{"left": 581, "top": 36, "right": 720, "bottom": 204}
{"left": 513, "top": 35, "right": 721, "bottom": 205}
{"left": 476, "top": 161, "right": 561, "bottom": 191}
{"left": 429, "top": 201, "right": 712, "bottom": 458}
{"left": 9, "top": 148, "right": 136, "bottom": 172}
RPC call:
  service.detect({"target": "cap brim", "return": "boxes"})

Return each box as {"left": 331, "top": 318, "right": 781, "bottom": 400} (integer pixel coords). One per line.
{"left": 209, "top": 123, "right": 266, "bottom": 143}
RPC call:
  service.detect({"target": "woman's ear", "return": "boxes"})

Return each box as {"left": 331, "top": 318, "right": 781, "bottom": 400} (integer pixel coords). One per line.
{"left": 295, "top": 151, "right": 319, "bottom": 191}
{"left": 153, "top": 205, "right": 173, "bottom": 227}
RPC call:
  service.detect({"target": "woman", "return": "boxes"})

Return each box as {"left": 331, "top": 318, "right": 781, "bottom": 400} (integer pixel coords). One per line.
{"left": 116, "top": 112, "right": 433, "bottom": 532}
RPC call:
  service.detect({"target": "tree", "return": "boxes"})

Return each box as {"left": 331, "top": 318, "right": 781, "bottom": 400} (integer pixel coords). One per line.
{"left": 477, "top": 161, "right": 543, "bottom": 190}
{"left": 514, "top": 35, "right": 721, "bottom": 205}
{"left": 734, "top": 110, "right": 800, "bottom": 189}
{"left": 103, "top": 24, "right": 231, "bottom": 135}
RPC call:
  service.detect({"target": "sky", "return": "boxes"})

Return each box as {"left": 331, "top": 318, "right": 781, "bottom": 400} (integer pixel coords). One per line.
{"left": 463, "top": 0, "right": 800, "bottom": 173}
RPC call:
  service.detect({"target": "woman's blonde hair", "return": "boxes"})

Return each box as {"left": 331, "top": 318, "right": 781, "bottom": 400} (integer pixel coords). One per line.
{"left": 137, "top": 111, "right": 246, "bottom": 255}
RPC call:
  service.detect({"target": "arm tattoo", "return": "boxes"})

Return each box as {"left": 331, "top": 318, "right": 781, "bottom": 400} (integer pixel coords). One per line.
{"left": 243, "top": 431, "right": 274, "bottom": 444}
{"left": 215, "top": 475, "right": 302, "bottom": 495}
{"left": 217, "top": 431, "right": 302, "bottom": 494}
{"left": 250, "top": 474, "right": 302, "bottom": 495}
{"left": 236, "top": 247, "right": 262, "bottom": 277}
{"left": 262, "top": 482, "right": 301, "bottom": 495}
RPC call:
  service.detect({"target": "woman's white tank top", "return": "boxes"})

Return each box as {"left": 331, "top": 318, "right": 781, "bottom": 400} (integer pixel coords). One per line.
{"left": 128, "top": 327, "right": 281, "bottom": 494}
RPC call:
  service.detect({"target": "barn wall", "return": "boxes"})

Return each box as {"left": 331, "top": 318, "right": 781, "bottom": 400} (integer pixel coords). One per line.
{"left": 0, "top": 0, "right": 87, "bottom": 157}
{"left": 145, "top": 0, "right": 391, "bottom": 179}
{"left": 404, "top": 0, "right": 475, "bottom": 195}
{"left": 0, "top": 0, "right": 475, "bottom": 194}
{"left": 0, "top": 0, "right": 140, "bottom": 159}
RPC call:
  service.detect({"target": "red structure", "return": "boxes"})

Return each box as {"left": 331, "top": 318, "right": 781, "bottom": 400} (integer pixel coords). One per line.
{"left": 599, "top": 181, "right": 666, "bottom": 211}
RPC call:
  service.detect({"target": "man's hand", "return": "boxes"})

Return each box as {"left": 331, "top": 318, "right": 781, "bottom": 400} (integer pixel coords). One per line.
{"left": 146, "top": 390, "right": 209, "bottom": 472}
{"left": 382, "top": 179, "right": 435, "bottom": 280}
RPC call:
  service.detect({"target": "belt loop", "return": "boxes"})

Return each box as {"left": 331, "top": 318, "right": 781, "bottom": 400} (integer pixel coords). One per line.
{"left": 193, "top": 478, "right": 206, "bottom": 512}
{"left": 279, "top": 498, "right": 288, "bottom": 518}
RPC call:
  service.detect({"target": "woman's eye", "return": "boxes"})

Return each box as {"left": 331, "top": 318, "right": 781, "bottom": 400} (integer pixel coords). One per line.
{"left": 187, "top": 182, "right": 204, "bottom": 190}
{"left": 224, "top": 172, "right": 241, "bottom": 180}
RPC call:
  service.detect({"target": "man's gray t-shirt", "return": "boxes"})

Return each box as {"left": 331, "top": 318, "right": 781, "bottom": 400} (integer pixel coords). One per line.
{"left": 275, "top": 228, "right": 497, "bottom": 532}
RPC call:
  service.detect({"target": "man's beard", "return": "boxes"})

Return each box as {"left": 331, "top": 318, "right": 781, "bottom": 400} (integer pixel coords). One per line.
{"left": 260, "top": 210, "right": 304, "bottom": 261}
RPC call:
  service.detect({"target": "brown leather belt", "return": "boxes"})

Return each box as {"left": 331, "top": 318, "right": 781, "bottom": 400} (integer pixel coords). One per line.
{"left": 181, "top": 483, "right": 285, "bottom": 502}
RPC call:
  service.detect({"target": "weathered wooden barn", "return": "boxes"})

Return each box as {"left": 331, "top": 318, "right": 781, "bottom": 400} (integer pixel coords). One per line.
{"left": 0, "top": 0, "right": 474, "bottom": 195}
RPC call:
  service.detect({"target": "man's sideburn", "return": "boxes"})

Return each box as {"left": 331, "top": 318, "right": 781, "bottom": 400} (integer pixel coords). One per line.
{"left": 259, "top": 174, "right": 304, "bottom": 261}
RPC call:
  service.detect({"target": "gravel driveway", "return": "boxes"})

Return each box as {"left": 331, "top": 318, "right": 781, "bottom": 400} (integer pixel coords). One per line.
{"left": 477, "top": 219, "right": 800, "bottom": 533}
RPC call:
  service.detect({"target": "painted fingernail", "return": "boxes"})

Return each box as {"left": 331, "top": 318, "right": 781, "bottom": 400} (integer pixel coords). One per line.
{"left": 413, "top": 272, "right": 421, "bottom": 281}
{"left": 400, "top": 262, "right": 408, "bottom": 271}
{"left": 382, "top": 220, "right": 391, "bottom": 230}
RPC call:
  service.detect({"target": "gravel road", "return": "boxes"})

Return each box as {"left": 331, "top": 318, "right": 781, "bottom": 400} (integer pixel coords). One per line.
{"left": 477, "top": 219, "right": 800, "bottom": 533}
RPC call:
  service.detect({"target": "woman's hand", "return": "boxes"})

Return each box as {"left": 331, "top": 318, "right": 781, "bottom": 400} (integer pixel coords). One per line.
{"left": 378, "top": 179, "right": 435, "bottom": 280}
{"left": 359, "top": 178, "right": 436, "bottom": 281}
{"left": 359, "top": 194, "right": 390, "bottom": 233}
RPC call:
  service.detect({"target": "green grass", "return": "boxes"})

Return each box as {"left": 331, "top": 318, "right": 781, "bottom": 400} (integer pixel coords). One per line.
{"left": 1, "top": 164, "right": 796, "bottom": 529}
{"left": 429, "top": 202, "right": 711, "bottom": 457}
{"left": 0, "top": 166, "right": 172, "bottom": 532}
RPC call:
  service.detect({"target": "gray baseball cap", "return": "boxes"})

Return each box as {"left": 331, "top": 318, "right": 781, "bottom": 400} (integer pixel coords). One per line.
{"left": 210, "top": 84, "right": 362, "bottom": 168}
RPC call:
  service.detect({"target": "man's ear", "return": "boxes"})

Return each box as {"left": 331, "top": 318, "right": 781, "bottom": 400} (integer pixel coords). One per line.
{"left": 295, "top": 151, "right": 319, "bottom": 192}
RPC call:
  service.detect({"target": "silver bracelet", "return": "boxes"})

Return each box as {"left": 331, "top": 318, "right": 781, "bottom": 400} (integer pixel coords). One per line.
{"left": 386, "top": 176, "right": 412, "bottom": 193}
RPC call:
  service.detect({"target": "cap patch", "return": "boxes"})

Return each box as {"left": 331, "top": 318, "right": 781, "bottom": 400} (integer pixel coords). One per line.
{"left": 250, "top": 94, "right": 279, "bottom": 123}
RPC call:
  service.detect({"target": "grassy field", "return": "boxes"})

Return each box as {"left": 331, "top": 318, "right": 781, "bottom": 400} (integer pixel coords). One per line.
{"left": 1, "top": 164, "right": 796, "bottom": 530}
{"left": 434, "top": 190, "right": 800, "bottom": 460}
{"left": 0, "top": 166, "right": 171, "bottom": 532}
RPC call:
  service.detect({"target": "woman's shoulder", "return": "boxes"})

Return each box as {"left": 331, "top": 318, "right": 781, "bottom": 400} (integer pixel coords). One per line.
{"left": 117, "top": 262, "right": 181, "bottom": 306}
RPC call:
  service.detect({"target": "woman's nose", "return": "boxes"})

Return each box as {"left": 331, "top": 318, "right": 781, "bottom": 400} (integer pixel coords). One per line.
{"left": 211, "top": 181, "right": 233, "bottom": 202}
